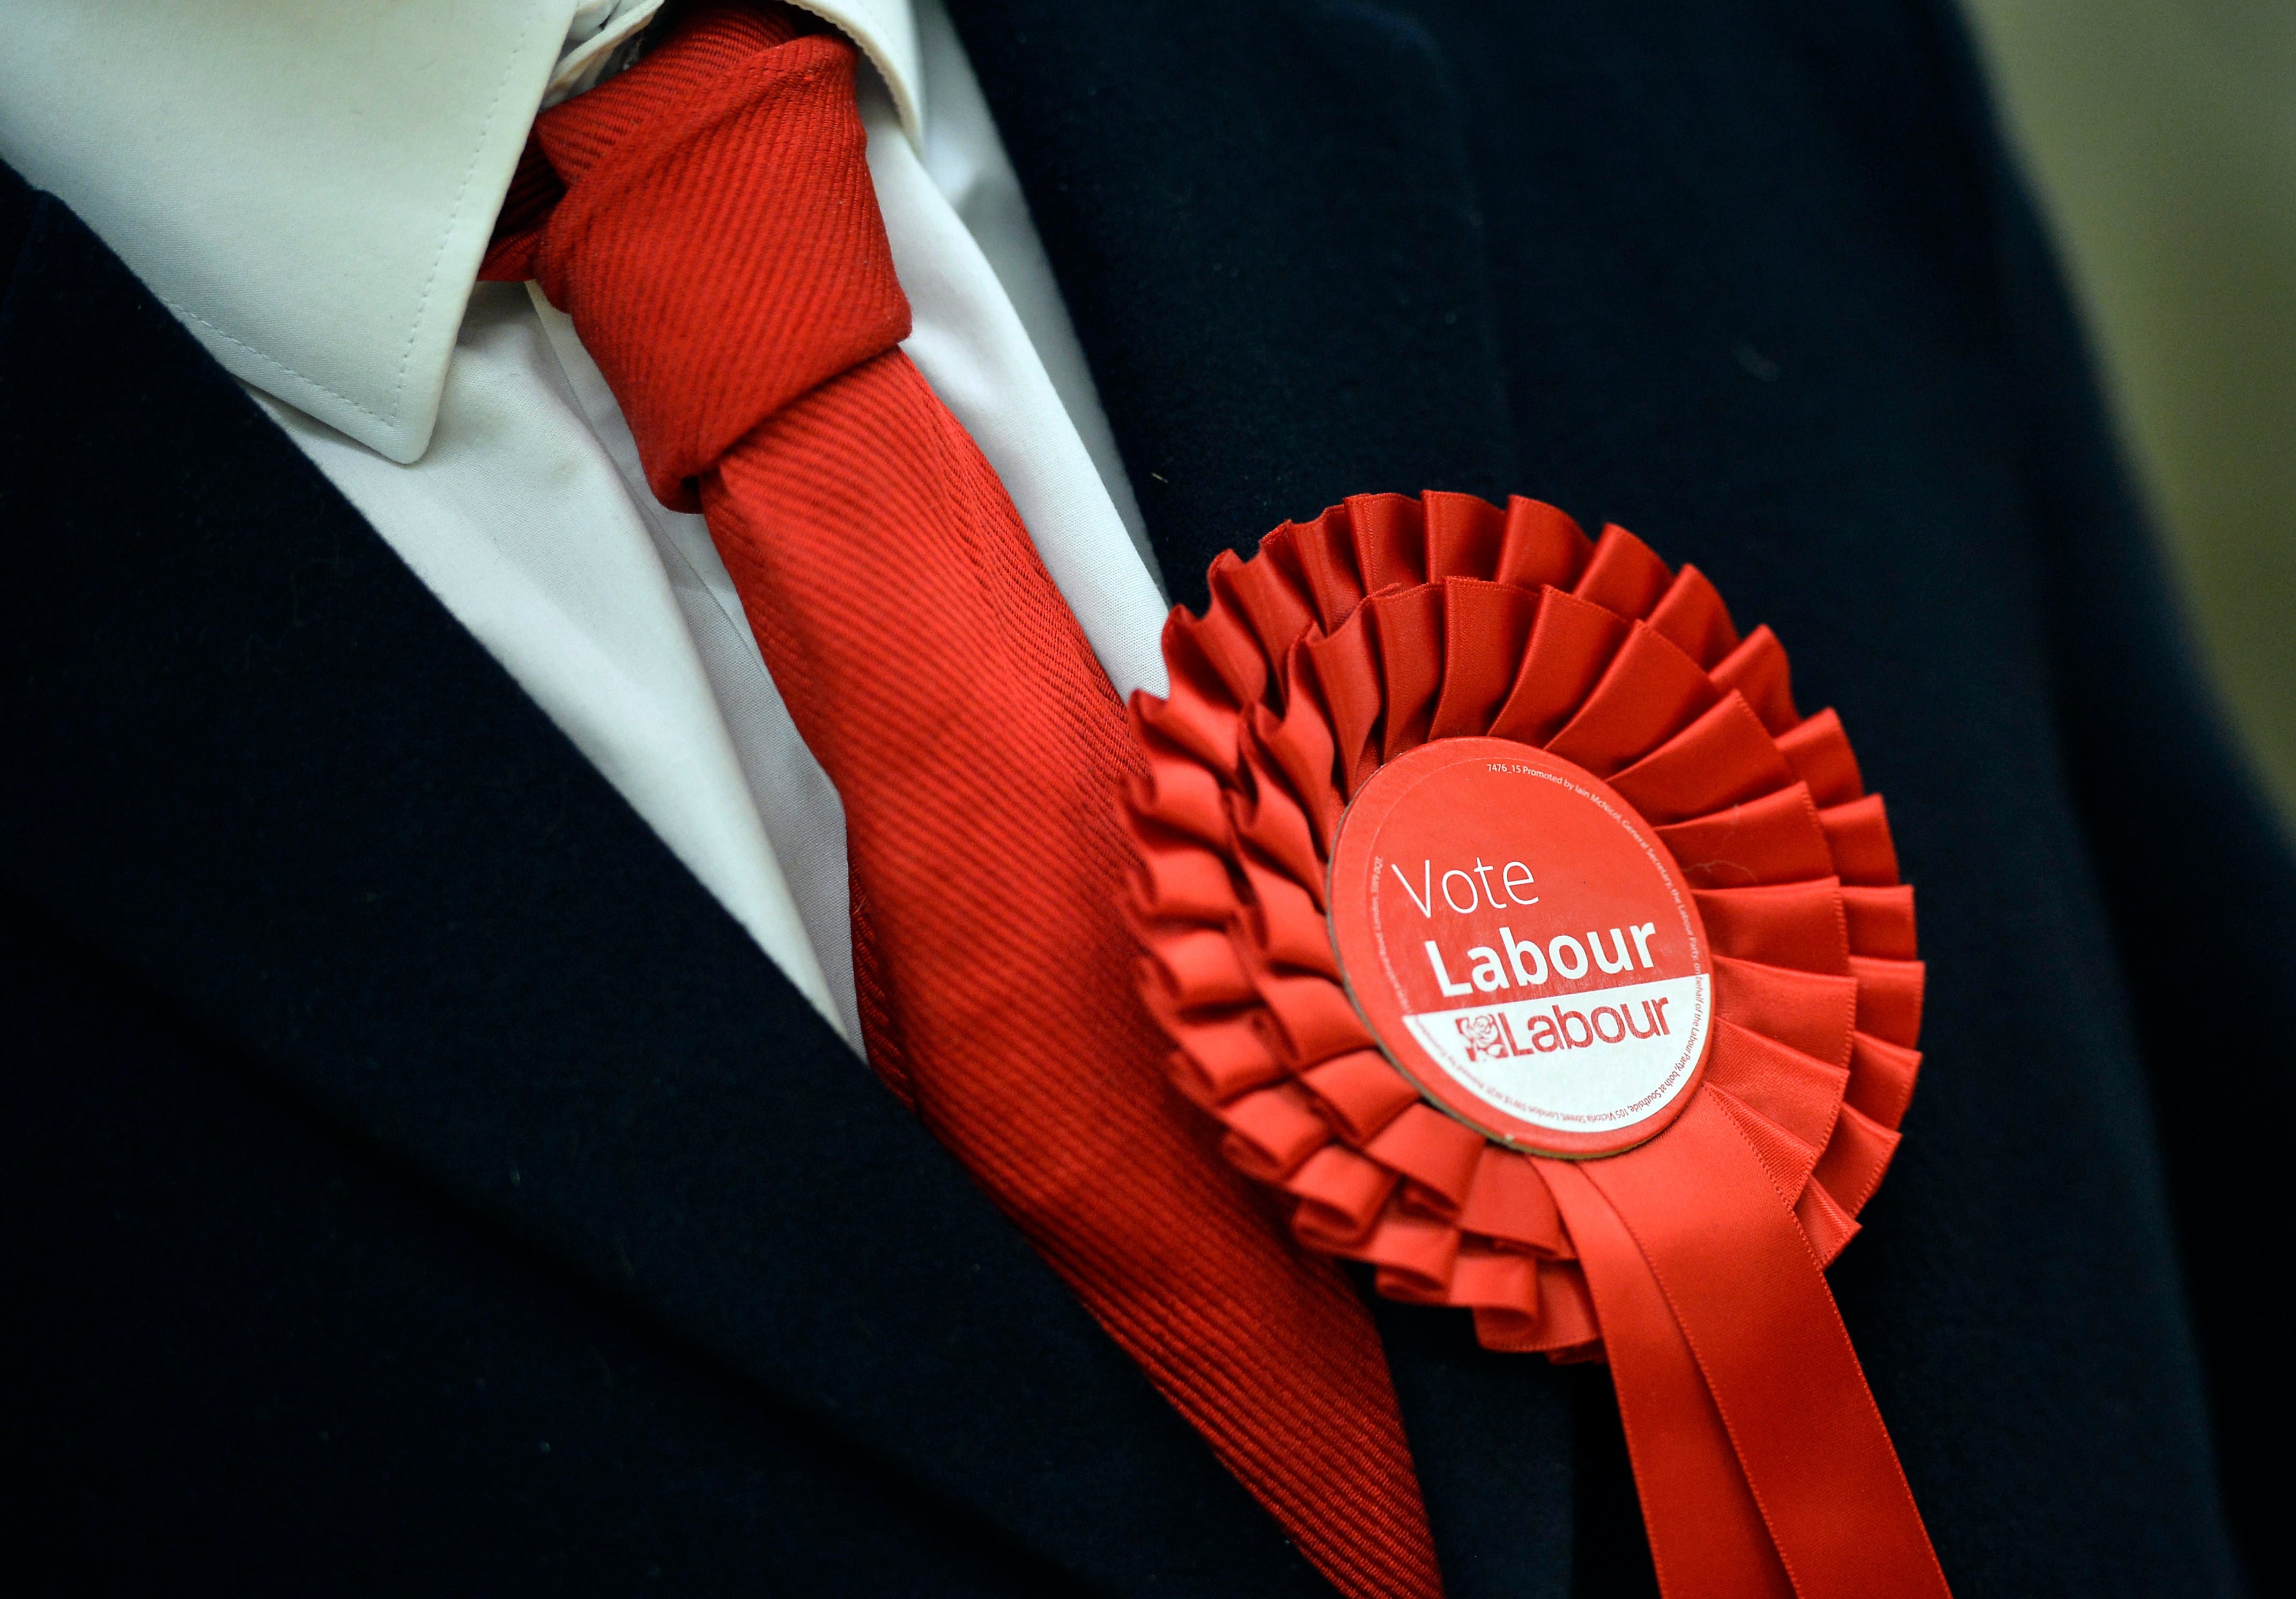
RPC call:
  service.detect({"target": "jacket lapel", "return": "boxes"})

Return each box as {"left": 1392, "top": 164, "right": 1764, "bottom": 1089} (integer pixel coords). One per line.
{"left": 0, "top": 167, "right": 1330, "bottom": 1599}
{"left": 949, "top": 0, "right": 1521, "bottom": 612}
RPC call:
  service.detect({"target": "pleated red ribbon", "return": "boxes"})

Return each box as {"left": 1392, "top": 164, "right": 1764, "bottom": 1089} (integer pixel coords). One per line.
{"left": 1122, "top": 491, "right": 1950, "bottom": 1598}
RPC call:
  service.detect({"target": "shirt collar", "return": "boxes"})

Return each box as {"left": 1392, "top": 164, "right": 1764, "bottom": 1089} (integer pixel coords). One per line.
{"left": 0, "top": 0, "right": 922, "bottom": 464}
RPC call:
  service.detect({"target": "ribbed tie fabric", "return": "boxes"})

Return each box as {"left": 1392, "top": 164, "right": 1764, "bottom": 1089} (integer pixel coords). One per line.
{"left": 480, "top": 7, "right": 1441, "bottom": 1595}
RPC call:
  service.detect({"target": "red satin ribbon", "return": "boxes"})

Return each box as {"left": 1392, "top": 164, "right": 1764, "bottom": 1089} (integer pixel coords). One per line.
{"left": 1122, "top": 490, "right": 1952, "bottom": 1596}
{"left": 1544, "top": 1095, "right": 1950, "bottom": 1598}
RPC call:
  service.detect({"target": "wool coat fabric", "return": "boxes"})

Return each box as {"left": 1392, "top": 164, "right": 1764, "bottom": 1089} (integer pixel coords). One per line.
{"left": 0, "top": 2, "right": 2279, "bottom": 1595}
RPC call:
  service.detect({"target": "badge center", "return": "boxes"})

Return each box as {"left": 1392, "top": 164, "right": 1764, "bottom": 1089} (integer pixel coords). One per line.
{"left": 1326, "top": 737, "right": 1714, "bottom": 1158}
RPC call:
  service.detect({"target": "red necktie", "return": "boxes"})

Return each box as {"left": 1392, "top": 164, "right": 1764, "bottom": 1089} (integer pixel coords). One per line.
{"left": 482, "top": 8, "right": 1441, "bottom": 1595}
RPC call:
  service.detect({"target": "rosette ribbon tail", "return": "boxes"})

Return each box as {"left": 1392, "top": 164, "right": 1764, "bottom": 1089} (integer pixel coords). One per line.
{"left": 1542, "top": 1096, "right": 1951, "bottom": 1599}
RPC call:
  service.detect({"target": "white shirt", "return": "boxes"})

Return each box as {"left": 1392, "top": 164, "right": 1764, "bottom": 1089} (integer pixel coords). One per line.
{"left": 0, "top": 0, "right": 1172, "bottom": 1049}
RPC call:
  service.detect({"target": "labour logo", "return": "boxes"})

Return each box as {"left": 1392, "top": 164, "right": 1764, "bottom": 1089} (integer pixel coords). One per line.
{"left": 1458, "top": 1013, "right": 1512, "bottom": 1061}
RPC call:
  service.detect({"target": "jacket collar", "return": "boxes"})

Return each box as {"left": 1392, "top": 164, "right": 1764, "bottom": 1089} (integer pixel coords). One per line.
{"left": 0, "top": 0, "right": 921, "bottom": 464}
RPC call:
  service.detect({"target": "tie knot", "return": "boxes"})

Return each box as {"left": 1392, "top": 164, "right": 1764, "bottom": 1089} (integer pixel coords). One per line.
{"left": 484, "top": 1, "right": 909, "bottom": 509}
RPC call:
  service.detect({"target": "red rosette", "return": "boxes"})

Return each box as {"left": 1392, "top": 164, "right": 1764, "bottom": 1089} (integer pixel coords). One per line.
{"left": 1123, "top": 491, "right": 1949, "bottom": 1599}
{"left": 1124, "top": 490, "right": 1917, "bottom": 1352}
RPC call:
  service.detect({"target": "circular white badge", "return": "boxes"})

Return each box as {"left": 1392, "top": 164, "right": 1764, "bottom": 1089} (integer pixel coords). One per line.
{"left": 1326, "top": 738, "right": 1713, "bottom": 1158}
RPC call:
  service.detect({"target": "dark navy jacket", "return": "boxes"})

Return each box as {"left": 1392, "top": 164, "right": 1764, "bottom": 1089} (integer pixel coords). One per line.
{"left": 1, "top": 3, "right": 2280, "bottom": 1594}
